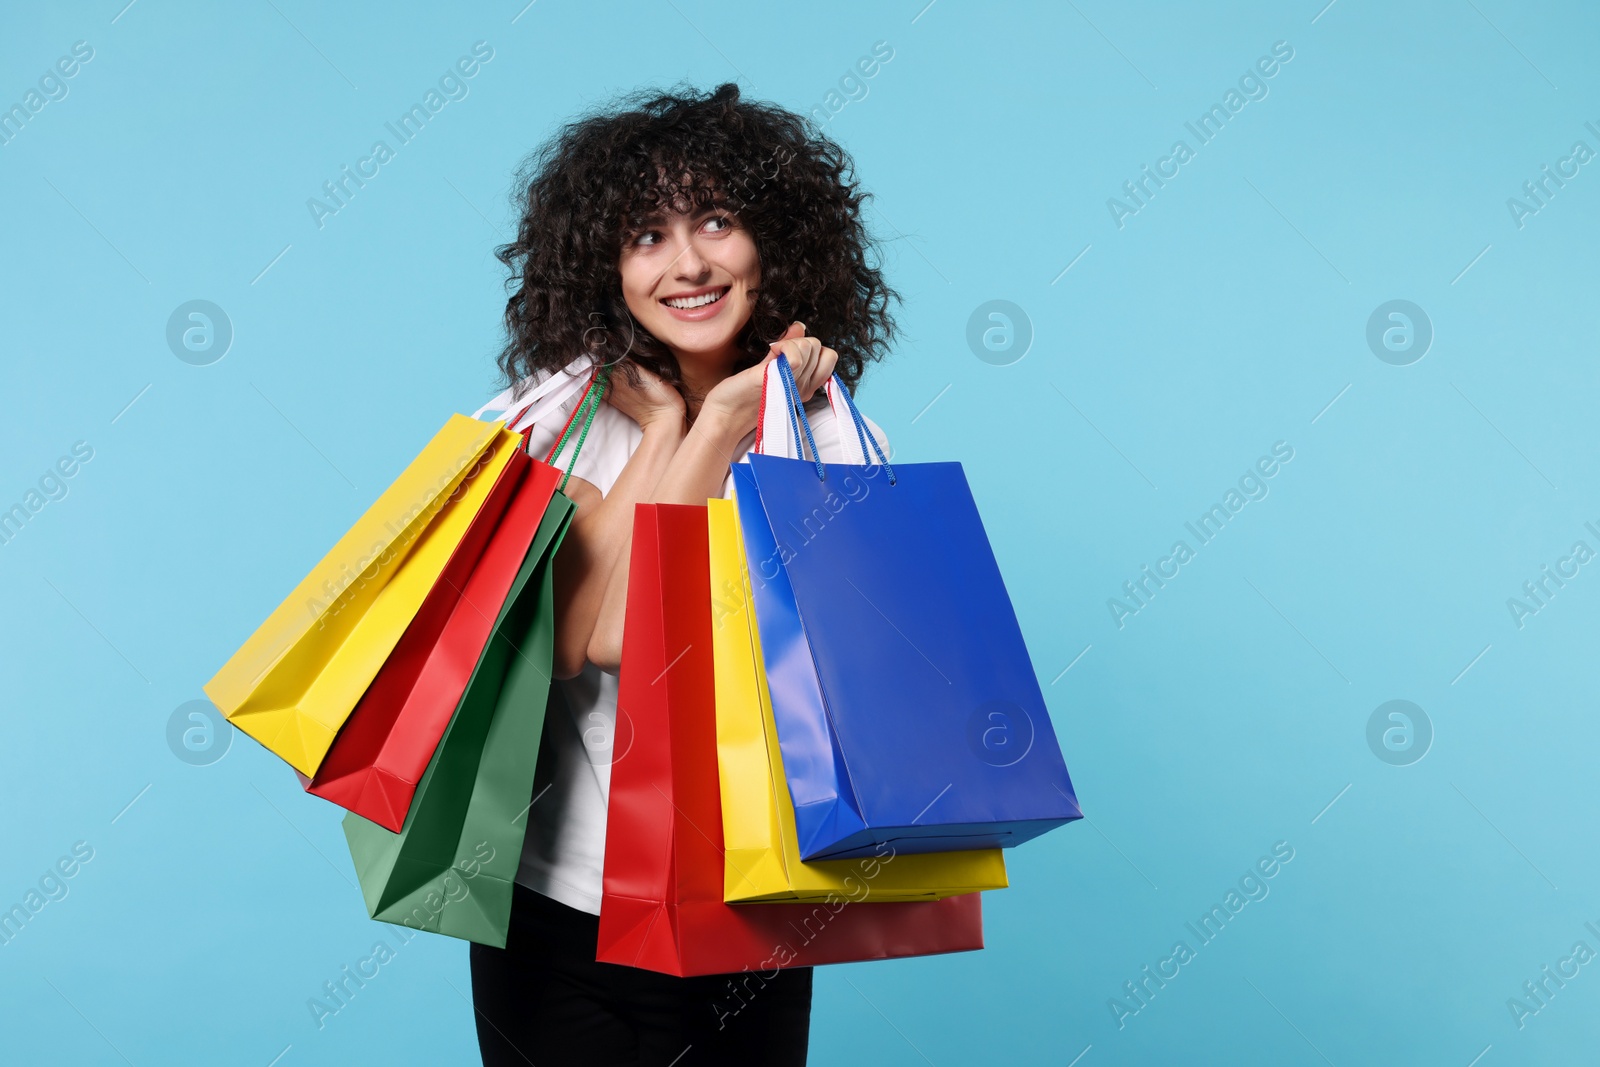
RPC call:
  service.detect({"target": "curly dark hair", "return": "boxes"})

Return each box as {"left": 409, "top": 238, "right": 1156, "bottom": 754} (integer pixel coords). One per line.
{"left": 493, "top": 81, "right": 899, "bottom": 401}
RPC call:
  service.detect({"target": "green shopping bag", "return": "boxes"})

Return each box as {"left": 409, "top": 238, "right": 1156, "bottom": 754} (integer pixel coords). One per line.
{"left": 341, "top": 491, "right": 575, "bottom": 946}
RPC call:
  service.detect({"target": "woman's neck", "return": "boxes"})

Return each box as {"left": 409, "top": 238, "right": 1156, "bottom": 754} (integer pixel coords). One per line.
{"left": 672, "top": 347, "right": 739, "bottom": 423}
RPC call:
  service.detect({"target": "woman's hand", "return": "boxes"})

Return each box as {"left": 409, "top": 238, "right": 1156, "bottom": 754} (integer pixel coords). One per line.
{"left": 703, "top": 321, "right": 839, "bottom": 437}
{"left": 603, "top": 358, "right": 687, "bottom": 430}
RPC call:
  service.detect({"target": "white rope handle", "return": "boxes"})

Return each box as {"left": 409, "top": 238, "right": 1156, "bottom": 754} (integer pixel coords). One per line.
{"left": 471, "top": 354, "right": 598, "bottom": 431}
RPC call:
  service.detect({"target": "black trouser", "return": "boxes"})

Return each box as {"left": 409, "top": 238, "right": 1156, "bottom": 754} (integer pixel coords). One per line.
{"left": 469, "top": 882, "right": 813, "bottom": 1066}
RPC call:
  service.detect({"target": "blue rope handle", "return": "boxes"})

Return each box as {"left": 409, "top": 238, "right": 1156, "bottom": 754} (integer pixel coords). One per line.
{"left": 831, "top": 371, "right": 895, "bottom": 485}
{"left": 775, "top": 354, "right": 826, "bottom": 480}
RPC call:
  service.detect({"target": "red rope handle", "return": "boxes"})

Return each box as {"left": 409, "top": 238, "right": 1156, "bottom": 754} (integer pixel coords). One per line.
{"left": 533, "top": 367, "right": 602, "bottom": 463}
{"left": 753, "top": 359, "right": 773, "bottom": 454}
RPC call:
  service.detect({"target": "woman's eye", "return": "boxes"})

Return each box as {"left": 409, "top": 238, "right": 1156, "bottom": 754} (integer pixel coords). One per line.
{"left": 633, "top": 230, "right": 660, "bottom": 246}
{"left": 704, "top": 215, "right": 732, "bottom": 233}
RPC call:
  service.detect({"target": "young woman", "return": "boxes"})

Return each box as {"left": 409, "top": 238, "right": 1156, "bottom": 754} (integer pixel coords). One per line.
{"left": 468, "top": 81, "right": 897, "bottom": 1066}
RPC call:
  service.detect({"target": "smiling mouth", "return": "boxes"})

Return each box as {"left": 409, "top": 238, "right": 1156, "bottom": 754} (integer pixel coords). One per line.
{"left": 661, "top": 286, "right": 730, "bottom": 310}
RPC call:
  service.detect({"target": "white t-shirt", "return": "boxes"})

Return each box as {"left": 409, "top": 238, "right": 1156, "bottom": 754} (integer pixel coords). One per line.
{"left": 508, "top": 369, "right": 891, "bottom": 915}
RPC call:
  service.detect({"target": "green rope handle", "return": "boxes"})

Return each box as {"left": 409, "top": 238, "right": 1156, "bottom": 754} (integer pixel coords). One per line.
{"left": 546, "top": 365, "right": 610, "bottom": 494}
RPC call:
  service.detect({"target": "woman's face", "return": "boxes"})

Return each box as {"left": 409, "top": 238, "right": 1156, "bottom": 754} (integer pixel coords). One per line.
{"left": 617, "top": 200, "right": 760, "bottom": 369}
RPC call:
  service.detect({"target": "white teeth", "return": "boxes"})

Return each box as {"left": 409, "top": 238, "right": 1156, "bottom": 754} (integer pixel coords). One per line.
{"left": 663, "top": 289, "right": 726, "bottom": 309}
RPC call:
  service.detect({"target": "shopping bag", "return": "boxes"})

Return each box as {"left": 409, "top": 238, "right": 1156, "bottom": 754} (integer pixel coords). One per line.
{"left": 708, "top": 497, "right": 1009, "bottom": 902}
{"left": 304, "top": 368, "right": 607, "bottom": 830}
{"left": 205, "top": 417, "right": 523, "bottom": 777}
{"left": 597, "top": 502, "right": 984, "bottom": 978}
{"left": 734, "top": 355, "right": 1081, "bottom": 860}
{"left": 341, "top": 490, "right": 576, "bottom": 947}
{"left": 302, "top": 451, "right": 555, "bottom": 827}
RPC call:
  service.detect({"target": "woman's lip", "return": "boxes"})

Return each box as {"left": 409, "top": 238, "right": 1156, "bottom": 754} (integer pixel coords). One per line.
{"left": 660, "top": 284, "right": 728, "bottom": 300}
{"left": 660, "top": 286, "right": 731, "bottom": 321}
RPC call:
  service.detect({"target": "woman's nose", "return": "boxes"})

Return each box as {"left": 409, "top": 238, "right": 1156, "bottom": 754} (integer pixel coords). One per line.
{"left": 672, "top": 236, "right": 710, "bottom": 278}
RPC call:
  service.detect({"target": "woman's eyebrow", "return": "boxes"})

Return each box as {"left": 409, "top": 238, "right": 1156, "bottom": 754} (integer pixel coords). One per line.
{"left": 632, "top": 200, "right": 734, "bottom": 227}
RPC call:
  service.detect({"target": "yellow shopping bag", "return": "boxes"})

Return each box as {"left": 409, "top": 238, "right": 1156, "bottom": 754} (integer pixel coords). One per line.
{"left": 708, "top": 497, "right": 1009, "bottom": 903}
{"left": 205, "top": 415, "right": 522, "bottom": 777}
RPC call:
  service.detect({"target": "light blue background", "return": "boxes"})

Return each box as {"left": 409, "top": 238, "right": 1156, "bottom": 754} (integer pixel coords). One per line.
{"left": 2, "top": 1, "right": 1596, "bottom": 1064}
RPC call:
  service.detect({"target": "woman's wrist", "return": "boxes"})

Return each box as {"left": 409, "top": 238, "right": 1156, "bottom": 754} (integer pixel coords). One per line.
{"left": 696, "top": 398, "right": 753, "bottom": 444}
{"left": 636, "top": 410, "right": 689, "bottom": 438}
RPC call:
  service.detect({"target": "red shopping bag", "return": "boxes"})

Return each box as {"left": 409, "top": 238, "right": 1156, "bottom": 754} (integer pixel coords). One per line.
{"left": 596, "top": 503, "right": 984, "bottom": 978}
{"left": 302, "top": 371, "right": 603, "bottom": 830}
{"left": 301, "top": 452, "right": 556, "bottom": 828}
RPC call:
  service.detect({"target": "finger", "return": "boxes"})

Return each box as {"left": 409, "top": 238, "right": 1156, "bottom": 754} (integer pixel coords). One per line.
{"left": 774, "top": 338, "right": 819, "bottom": 394}
{"left": 767, "top": 339, "right": 802, "bottom": 377}
{"left": 813, "top": 347, "right": 839, "bottom": 395}
{"left": 768, "top": 320, "right": 806, "bottom": 350}
{"left": 801, "top": 345, "right": 834, "bottom": 401}
{"left": 758, "top": 333, "right": 794, "bottom": 368}
{"left": 787, "top": 338, "right": 824, "bottom": 400}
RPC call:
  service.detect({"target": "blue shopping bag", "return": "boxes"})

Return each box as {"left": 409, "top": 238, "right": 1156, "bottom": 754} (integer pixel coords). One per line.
{"left": 732, "top": 355, "right": 1080, "bottom": 861}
